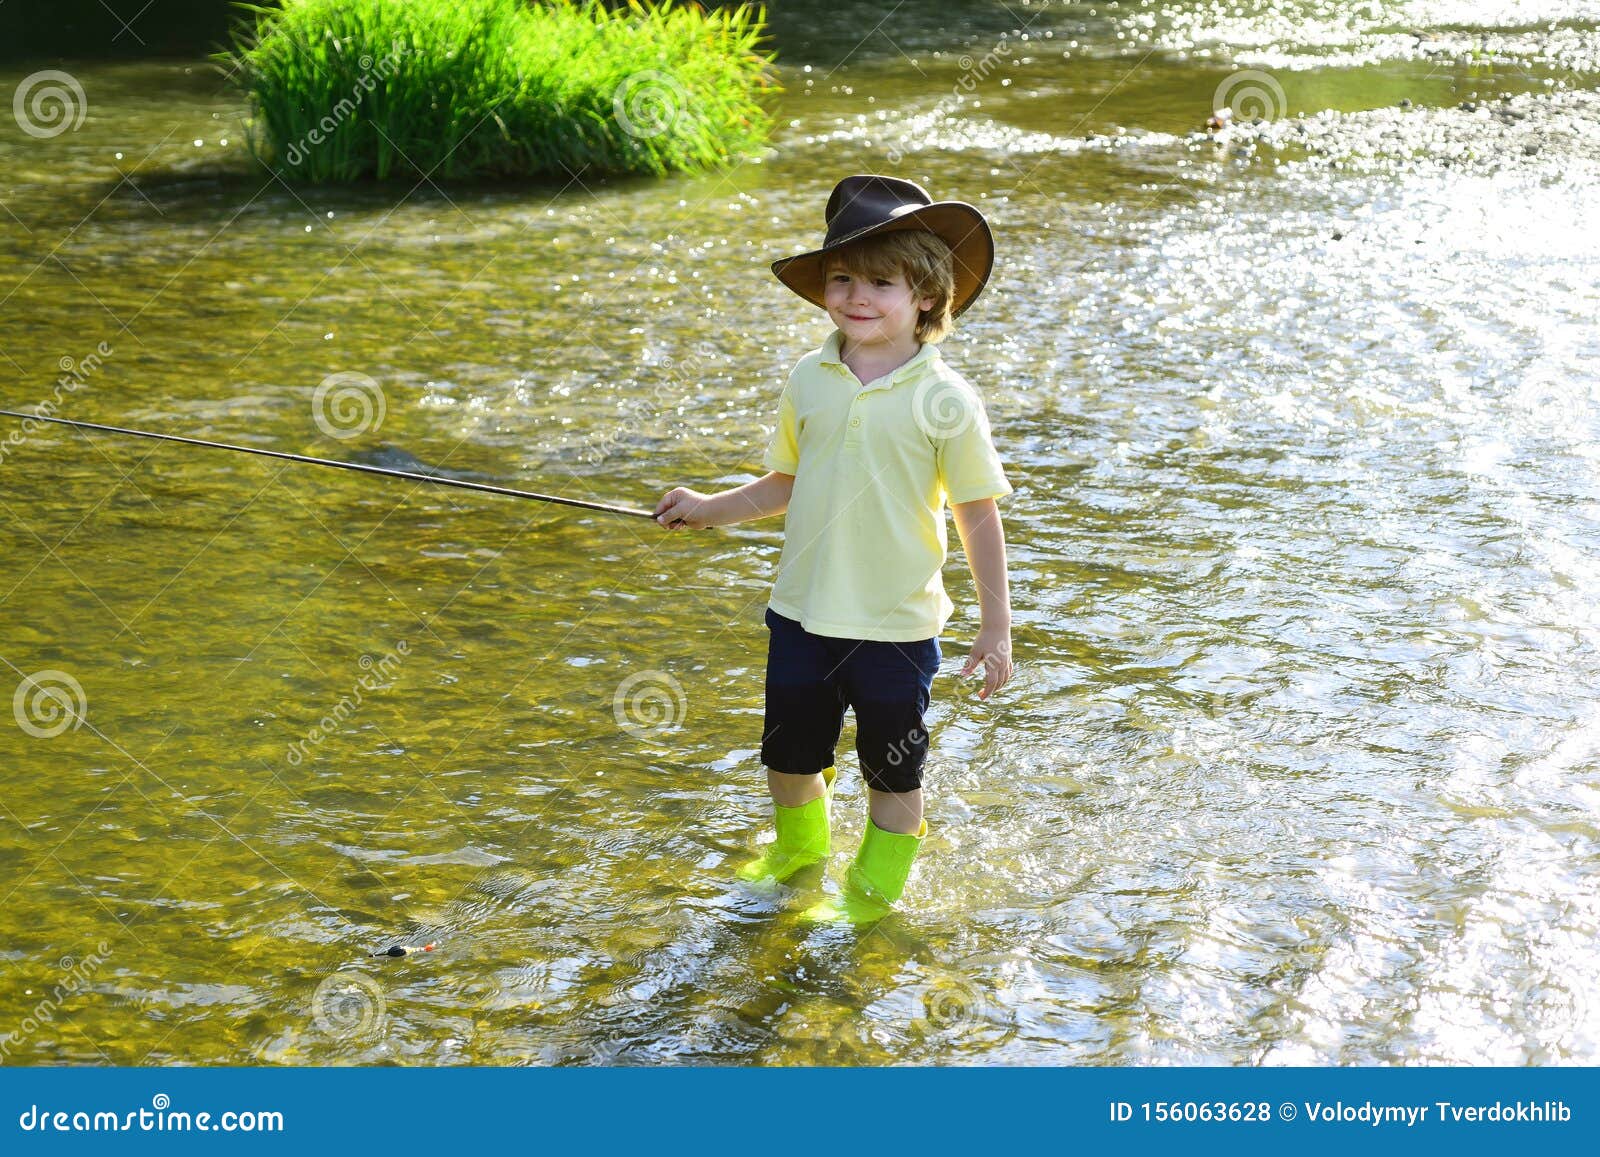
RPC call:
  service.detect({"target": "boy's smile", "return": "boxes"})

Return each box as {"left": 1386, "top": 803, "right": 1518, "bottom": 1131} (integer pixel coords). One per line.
{"left": 824, "top": 265, "right": 934, "bottom": 354}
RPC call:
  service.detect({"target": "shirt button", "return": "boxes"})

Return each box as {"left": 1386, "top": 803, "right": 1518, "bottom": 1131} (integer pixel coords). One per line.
{"left": 850, "top": 417, "right": 861, "bottom": 427}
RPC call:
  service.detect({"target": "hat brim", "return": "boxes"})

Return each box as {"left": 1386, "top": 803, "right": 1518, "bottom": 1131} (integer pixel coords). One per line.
{"left": 770, "top": 201, "right": 994, "bottom": 319}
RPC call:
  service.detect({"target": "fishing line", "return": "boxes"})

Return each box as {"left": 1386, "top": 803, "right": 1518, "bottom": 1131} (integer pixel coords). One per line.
{"left": 0, "top": 408, "right": 681, "bottom": 523}
{"left": 8, "top": 405, "right": 693, "bottom": 961}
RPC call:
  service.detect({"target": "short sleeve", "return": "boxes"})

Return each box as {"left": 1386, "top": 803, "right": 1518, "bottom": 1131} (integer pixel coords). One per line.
{"left": 762, "top": 381, "right": 800, "bottom": 474}
{"left": 935, "top": 388, "right": 1012, "bottom": 504}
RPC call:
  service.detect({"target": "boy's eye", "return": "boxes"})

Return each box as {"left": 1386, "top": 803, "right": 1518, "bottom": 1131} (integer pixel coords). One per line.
{"left": 874, "top": 279, "right": 890, "bottom": 286}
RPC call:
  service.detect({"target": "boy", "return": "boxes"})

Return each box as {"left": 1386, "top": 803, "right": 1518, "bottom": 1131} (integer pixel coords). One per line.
{"left": 653, "top": 174, "right": 1013, "bottom": 924}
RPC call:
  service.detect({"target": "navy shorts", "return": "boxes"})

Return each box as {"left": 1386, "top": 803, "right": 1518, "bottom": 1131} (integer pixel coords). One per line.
{"left": 760, "top": 607, "right": 941, "bottom": 794}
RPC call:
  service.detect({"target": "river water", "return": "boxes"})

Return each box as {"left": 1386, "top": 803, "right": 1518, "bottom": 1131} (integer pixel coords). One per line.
{"left": 1, "top": 1, "right": 1598, "bottom": 1065}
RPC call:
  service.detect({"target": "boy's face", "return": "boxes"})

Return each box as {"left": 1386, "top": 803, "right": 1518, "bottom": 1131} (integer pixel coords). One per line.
{"left": 823, "top": 261, "right": 934, "bottom": 348}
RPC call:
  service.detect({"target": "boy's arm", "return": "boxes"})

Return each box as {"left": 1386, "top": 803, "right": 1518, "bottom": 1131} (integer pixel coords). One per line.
{"left": 950, "top": 497, "right": 1013, "bottom": 700}
{"left": 655, "top": 471, "right": 794, "bottom": 529}
{"left": 705, "top": 471, "right": 795, "bottom": 525}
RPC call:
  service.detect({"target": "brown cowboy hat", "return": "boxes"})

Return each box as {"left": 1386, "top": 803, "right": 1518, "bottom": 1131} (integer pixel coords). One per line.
{"left": 771, "top": 174, "right": 994, "bottom": 318}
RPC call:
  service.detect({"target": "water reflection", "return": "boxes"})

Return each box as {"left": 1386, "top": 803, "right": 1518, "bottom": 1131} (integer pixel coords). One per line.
{"left": 0, "top": 1, "right": 1598, "bottom": 1066}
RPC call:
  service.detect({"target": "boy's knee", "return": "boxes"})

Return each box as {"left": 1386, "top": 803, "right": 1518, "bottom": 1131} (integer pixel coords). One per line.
{"left": 863, "top": 768, "right": 924, "bottom": 794}
{"left": 857, "top": 711, "right": 929, "bottom": 793}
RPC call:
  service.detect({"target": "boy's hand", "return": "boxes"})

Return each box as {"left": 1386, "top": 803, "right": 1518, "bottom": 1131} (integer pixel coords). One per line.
{"left": 654, "top": 486, "right": 710, "bottom": 530}
{"left": 959, "top": 624, "right": 1013, "bottom": 701}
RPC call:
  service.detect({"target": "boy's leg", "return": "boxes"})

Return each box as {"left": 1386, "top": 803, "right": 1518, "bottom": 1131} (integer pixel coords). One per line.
{"left": 759, "top": 608, "right": 848, "bottom": 795}
{"left": 867, "top": 785, "right": 924, "bottom": 836}
{"left": 848, "top": 634, "right": 941, "bottom": 833}
{"left": 769, "top": 768, "right": 825, "bottom": 807}
{"left": 802, "top": 633, "right": 941, "bottom": 923}
{"left": 740, "top": 609, "right": 847, "bottom": 884}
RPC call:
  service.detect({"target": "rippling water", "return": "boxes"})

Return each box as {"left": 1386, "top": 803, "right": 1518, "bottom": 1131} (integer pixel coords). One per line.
{"left": 2, "top": 1, "right": 1598, "bottom": 1065}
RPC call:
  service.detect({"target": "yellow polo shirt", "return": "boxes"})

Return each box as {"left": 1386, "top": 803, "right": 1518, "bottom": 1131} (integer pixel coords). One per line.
{"left": 761, "top": 328, "right": 1013, "bottom": 641}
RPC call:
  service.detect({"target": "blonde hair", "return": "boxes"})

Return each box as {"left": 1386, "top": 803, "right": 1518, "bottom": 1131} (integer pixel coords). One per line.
{"left": 823, "top": 229, "right": 956, "bottom": 343}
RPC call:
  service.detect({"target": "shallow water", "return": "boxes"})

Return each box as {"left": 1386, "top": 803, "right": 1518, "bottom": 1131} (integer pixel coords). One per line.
{"left": 1, "top": 1, "right": 1598, "bottom": 1065}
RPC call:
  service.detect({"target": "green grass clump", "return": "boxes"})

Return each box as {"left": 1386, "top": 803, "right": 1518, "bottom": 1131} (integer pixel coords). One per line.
{"left": 220, "top": 0, "right": 777, "bottom": 182}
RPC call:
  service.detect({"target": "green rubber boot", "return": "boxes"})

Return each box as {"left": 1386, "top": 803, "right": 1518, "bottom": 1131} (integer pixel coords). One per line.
{"left": 802, "top": 815, "right": 928, "bottom": 924}
{"left": 735, "top": 766, "right": 836, "bottom": 884}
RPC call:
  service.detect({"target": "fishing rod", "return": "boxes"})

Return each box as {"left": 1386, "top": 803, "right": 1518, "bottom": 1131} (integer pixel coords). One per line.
{"left": 0, "top": 408, "right": 681, "bottom": 523}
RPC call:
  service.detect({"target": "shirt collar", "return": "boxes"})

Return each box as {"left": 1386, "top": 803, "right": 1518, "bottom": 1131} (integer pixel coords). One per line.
{"left": 820, "top": 329, "right": 939, "bottom": 388}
